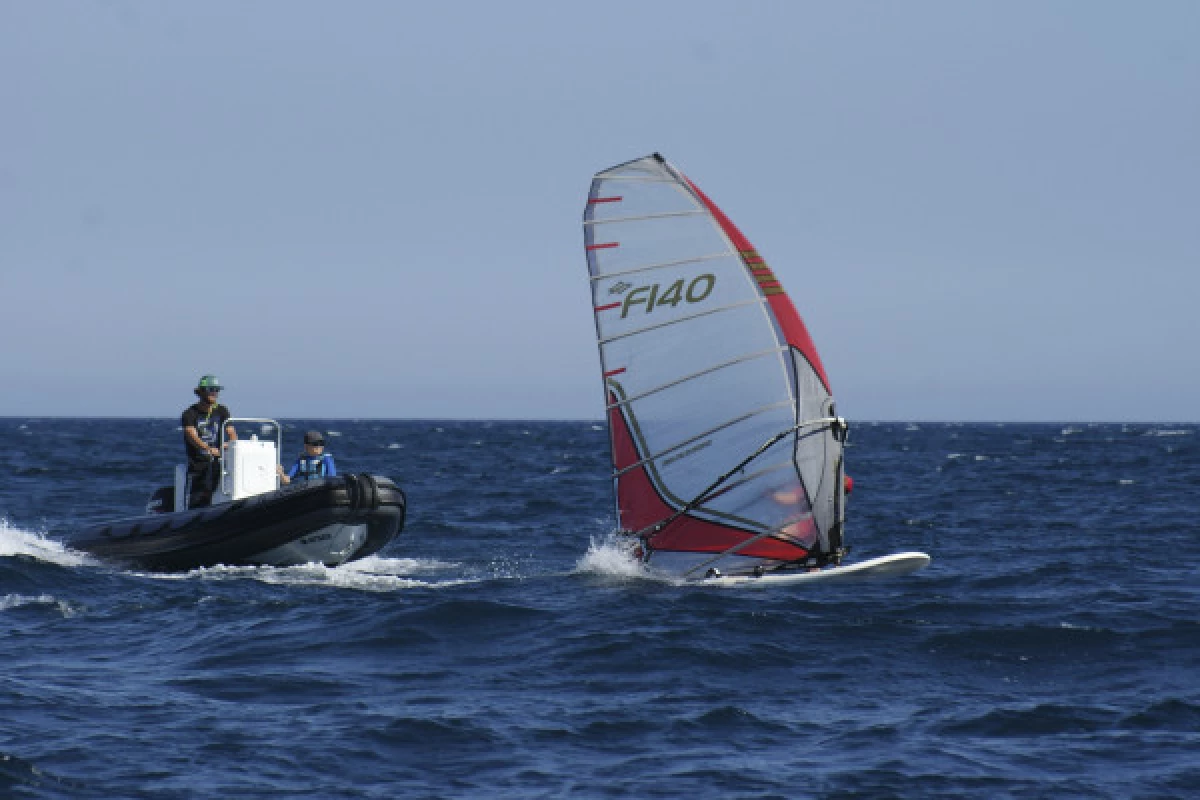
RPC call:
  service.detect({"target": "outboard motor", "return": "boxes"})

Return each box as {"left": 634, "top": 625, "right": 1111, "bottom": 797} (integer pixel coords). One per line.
{"left": 146, "top": 486, "right": 175, "bottom": 514}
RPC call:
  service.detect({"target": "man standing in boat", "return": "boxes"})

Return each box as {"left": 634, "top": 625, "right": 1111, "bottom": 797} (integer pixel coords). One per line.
{"left": 181, "top": 375, "right": 236, "bottom": 508}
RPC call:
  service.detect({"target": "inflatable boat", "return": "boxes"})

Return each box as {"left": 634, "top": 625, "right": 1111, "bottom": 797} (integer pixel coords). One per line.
{"left": 65, "top": 419, "right": 406, "bottom": 571}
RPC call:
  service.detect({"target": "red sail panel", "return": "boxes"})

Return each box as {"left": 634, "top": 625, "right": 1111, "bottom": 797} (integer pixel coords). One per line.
{"left": 608, "top": 393, "right": 809, "bottom": 561}
{"left": 683, "top": 177, "right": 832, "bottom": 393}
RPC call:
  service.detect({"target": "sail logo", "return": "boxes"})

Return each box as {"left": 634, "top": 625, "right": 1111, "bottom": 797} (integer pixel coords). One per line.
{"left": 608, "top": 281, "right": 633, "bottom": 296}
{"left": 621, "top": 274, "right": 716, "bottom": 318}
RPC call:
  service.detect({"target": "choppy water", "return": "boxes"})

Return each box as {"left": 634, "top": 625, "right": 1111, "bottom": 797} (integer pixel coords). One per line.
{"left": 2, "top": 419, "right": 1197, "bottom": 798}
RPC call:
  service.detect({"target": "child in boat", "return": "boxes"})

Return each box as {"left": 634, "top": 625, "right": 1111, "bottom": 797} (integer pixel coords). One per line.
{"left": 279, "top": 431, "right": 337, "bottom": 485}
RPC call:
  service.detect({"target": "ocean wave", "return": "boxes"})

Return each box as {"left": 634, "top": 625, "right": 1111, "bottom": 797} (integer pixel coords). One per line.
{"left": 936, "top": 702, "right": 1122, "bottom": 736}
{"left": 1122, "top": 698, "right": 1200, "bottom": 731}
{"left": 0, "top": 751, "right": 86, "bottom": 794}
{"left": 362, "top": 715, "right": 505, "bottom": 749}
{"left": 679, "top": 705, "right": 796, "bottom": 735}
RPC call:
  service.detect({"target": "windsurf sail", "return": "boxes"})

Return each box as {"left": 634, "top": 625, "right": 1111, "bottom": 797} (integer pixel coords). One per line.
{"left": 582, "top": 153, "right": 846, "bottom": 577}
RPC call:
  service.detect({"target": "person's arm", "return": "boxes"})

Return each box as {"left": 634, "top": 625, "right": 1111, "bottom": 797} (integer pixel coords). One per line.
{"left": 276, "top": 463, "right": 290, "bottom": 485}
{"left": 223, "top": 408, "right": 237, "bottom": 444}
{"left": 286, "top": 458, "right": 300, "bottom": 480}
{"left": 185, "top": 425, "right": 219, "bottom": 458}
{"left": 324, "top": 454, "right": 336, "bottom": 477}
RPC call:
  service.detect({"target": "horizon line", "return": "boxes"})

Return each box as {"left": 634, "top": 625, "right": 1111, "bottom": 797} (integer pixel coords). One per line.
{"left": 2, "top": 415, "right": 1197, "bottom": 425}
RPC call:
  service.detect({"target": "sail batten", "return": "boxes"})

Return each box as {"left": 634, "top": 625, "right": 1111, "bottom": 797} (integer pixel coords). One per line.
{"left": 584, "top": 153, "right": 846, "bottom": 576}
{"left": 588, "top": 251, "right": 733, "bottom": 281}
{"left": 584, "top": 209, "right": 708, "bottom": 226}
{"left": 591, "top": 176, "right": 677, "bottom": 183}
{"left": 611, "top": 399, "right": 794, "bottom": 478}
{"left": 605, "top": 346, "right": 789, "bottom": 410}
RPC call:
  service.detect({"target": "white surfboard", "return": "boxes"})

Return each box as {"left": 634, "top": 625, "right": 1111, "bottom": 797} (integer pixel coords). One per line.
{"left": 702, "top": 552, "right": 931, "bottom": 587}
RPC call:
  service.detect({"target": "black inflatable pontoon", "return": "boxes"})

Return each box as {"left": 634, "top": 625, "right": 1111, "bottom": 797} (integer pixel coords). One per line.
{"left": 66, "top": 474, "right": 406, "bottom": 572}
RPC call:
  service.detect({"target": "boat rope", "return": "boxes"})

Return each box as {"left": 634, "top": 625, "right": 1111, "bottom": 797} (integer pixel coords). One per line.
{"left": 625, "top": 415, "right": 846, "bottom": 543}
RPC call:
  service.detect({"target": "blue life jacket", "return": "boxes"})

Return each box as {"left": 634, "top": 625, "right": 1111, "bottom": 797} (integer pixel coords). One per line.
{"left": 288, "top": 453, "right": 336, "bottom": 482}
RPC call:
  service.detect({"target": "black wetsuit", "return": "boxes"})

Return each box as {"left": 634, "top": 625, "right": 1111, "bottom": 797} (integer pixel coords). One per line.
{"left": 181, "top": 402, "right": 231, "bottom": 508}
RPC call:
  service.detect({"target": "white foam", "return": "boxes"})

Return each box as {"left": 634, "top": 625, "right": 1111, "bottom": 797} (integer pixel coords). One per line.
{"left": 1147, "top": 429, "right": 1193, "bottom": 437}
{"left": 137, "top": 555, "right": 471, "bottom": 592}
{"left": 574, "top": 534, "right": 653, "bottom": 580}
{"left": 0, "top": 519, "right": 95, "bottom": 568}
{"left": 1, "top": 593, "right": 78, "bottom": 616}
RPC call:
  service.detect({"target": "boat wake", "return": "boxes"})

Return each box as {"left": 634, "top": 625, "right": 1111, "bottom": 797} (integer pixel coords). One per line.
{"left": 0, "top": 518, "right": 96, "bottom": 568}
{"left": 136, "top": 554, "right": 474, "bottom": 592}
{"left": 1, "top": 516, "right": 470, "bottom": 591}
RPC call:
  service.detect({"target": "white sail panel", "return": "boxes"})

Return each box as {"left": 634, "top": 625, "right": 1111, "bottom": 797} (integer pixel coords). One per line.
{"left": 592, "top": 257, "right": 756, "bottom": 336}
{"left": 587, "top": 214, "right": 733, "bottom": 277}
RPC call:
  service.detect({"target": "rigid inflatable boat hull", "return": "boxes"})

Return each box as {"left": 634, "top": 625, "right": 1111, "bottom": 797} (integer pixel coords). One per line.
{"left": 66, "top": 474, "right": 405, "bottom": 571}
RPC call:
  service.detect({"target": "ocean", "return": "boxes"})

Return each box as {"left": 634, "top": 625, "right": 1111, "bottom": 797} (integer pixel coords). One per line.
{"left": 1, "top": 418, "right": 1197, "bottom": 798}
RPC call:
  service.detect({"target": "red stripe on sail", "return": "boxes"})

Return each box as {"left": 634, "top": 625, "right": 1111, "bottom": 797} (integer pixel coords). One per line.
{"left": 594, "top": 302, "right": 621, "bottom": 312}
{"left": 607, "top": 395, "right": 809, "bottom": 561}
{"left": 604, "top": 368, "right": 627, "bottom": 377}
{"left": 683, "top": 177, "right": 832, "bottom": 392}
{"left": 588, "top": 196, "right": 623, "bottom": 204}
{"left": 586, "top": 242, "right": 619, "bottom": 251}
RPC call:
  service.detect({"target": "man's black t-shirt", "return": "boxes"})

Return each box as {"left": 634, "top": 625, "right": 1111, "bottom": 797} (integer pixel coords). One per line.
{"left": 181, "top": 402, "right": 231, "bottom": 466}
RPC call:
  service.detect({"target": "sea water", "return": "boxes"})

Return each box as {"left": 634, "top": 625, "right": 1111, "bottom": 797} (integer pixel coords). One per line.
{"left": 1, "top": 419, "right": 1197, "bottom": 798}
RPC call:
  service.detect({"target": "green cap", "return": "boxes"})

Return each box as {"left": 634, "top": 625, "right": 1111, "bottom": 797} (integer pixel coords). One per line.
{"left": 196, "top": 374, "right": 223, "bottom": 390}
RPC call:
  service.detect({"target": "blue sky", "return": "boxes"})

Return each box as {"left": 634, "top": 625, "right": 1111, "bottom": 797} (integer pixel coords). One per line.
{"left": 2, "top": 1, "right": 1196, "bottom": 420}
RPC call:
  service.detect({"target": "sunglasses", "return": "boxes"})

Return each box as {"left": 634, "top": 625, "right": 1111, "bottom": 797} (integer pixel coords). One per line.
{"left": 305, "top": 440, "right": 325, "bottom": 447}
{"left": 205, "top": 388, "right": 221, "bottom": 395}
